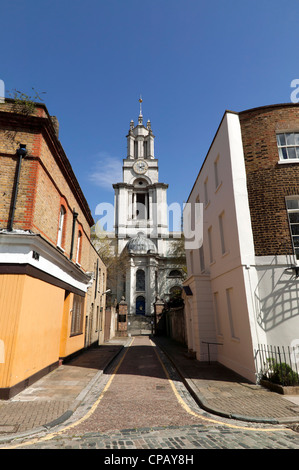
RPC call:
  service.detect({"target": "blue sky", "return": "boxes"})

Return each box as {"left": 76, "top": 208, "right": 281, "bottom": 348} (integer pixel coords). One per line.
{"left": 1, "top": 0, "right": 299, "bottom": 226}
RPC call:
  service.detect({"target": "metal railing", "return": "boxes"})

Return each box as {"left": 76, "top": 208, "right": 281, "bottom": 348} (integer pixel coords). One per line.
{"left": 254, "top": 343, "right": 299, "bottom": 386}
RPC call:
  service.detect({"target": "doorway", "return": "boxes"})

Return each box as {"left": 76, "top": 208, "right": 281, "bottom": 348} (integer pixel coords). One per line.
{"left": 136, "top": 295, "right": 145, "bottom": 315}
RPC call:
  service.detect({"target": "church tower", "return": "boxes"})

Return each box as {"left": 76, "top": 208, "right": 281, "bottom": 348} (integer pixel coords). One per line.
{"left": 110, "top": 99, "right": 184, "bottom": 334}
{"left": 113, "top": 97, "right": 169, "bottom": 252}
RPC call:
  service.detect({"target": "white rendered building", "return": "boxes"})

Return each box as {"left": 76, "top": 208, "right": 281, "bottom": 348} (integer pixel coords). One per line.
{"left": 183, "top": 104, "right": 299, "bottom": 383}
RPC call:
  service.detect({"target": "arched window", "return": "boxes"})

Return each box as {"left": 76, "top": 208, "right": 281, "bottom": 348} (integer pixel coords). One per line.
{"left": 57, "top": 205, "right": 66, "bottom": 248}
{"left": 168, "top": 269, "right": 182, "bottom": 278}
{"left": 136, "top": 269, "right": 145, "bottom": 291}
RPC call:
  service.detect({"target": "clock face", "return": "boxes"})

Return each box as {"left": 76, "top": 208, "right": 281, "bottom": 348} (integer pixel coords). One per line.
{"left": 133, "top": 159, "right": 148, "bottom": 174}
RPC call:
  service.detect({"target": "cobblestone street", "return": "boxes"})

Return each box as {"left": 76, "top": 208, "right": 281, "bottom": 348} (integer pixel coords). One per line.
{"left": 3, "top": 336, "right": 299, "bottom": 451}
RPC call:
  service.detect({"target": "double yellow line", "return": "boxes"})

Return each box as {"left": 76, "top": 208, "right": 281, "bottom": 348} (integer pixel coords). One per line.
{"left": 151, "top": 339, "right": 291, "bottom": 433}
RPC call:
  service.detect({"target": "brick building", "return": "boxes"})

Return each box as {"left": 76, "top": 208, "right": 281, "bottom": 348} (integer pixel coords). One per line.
{"left": 183, "top": 103, "right": 299, "bottom": 383}
{"left": 0, "top": 99, "right": 107, "bottom": 399}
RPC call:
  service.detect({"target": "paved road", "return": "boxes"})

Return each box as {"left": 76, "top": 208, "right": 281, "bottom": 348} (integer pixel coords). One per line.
{"left": 3, "top": 336, "right": 299, "bottom": 450}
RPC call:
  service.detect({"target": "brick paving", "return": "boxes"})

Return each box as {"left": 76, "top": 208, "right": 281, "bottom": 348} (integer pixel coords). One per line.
{"left": 0, "top": 339, "right": 128, "bottom": 436}
{"left": 154, "top": 336, "right": 299, "bottom": 424}
{"left": 57, "top": 336, "right": 205, "bottom": 436}
{"left": 0, "top": 335, "right": 299, "bottom": 450}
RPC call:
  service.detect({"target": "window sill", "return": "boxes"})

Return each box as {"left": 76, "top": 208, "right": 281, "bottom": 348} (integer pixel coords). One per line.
{"left": 278, "top": 159, "right": 299, "bottom": 164}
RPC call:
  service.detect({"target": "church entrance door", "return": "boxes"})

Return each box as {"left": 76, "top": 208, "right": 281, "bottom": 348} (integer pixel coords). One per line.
{"left": 136, "top": 296, "right": 145, "bottom": 315}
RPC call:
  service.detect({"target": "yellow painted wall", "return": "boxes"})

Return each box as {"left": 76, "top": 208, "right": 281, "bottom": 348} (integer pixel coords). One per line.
{"left": 0, "top": 274, "right": 65, "bottom": 388}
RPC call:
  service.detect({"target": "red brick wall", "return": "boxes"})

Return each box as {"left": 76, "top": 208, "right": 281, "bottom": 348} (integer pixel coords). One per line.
{"left": 239, "top": 104, "right": 299, "bottom": 256}
{"left": 0, "top": 102, "right": 94, "bottom": 272}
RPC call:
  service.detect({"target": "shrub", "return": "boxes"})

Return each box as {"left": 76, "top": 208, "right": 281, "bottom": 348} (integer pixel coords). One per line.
{"left": 264, "top": 358, "right": 299, "bottom": 386}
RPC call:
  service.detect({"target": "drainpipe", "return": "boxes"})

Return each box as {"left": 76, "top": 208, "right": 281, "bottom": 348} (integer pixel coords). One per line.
{"left": 70, "top": 208, "right": 78, "bottom": 260}
{"left": 8, "top": 144, "right": 27, "bottom": 231}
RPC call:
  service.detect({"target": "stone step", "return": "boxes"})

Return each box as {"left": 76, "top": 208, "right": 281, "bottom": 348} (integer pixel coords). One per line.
{"left": 127, "top": 315, "right": 153, "bottom": 335}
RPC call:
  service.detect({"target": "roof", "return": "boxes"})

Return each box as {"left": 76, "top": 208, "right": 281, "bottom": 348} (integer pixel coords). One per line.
{"left": 126, "top": 232, "right": 157, "bottom": 255}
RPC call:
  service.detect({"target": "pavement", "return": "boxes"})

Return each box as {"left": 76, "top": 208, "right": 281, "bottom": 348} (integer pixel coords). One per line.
{"left": 0, "top": 335, "right": 299, "bottom": 444}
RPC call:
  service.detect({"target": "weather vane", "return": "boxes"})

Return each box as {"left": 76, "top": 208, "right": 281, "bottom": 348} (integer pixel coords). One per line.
{"left": 139, "top": 94, "right": 143, "bottom": 115}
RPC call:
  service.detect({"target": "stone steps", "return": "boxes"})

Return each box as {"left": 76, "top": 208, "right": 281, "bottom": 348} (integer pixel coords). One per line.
{"left": 128, "top": 315, "right": 153, "bottom": 336}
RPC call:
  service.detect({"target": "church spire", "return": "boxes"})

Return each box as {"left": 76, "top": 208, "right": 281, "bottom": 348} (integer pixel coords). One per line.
{"left": 138, "top": 95, "right": 143, "bottom": 125}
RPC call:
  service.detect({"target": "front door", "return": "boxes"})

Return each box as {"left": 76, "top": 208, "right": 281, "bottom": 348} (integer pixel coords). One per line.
{"left": 136, "top": 296, "right": 145, "bottom": 315}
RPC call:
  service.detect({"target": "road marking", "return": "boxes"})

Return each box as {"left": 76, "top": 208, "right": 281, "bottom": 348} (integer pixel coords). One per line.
{"left": 3, "top": 337, "right": 292, "bottom": 448}
{"left": 151, "top": 340, "right": 292, "bottom": 433}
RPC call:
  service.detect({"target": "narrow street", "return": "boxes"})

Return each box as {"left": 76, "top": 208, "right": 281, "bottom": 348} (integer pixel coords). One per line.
{"left": 5, "top": 336, "right": 299, "bottom": 452}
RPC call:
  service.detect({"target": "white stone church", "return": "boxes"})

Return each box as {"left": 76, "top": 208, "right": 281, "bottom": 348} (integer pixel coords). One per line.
{"left": 93, "top": 100, "right": 185, "bottom": 334}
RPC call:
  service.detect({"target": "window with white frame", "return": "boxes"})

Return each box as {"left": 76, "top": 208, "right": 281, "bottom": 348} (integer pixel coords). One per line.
{"left": 286, "top": 197, "right": 299, "bottom": 260}
{"left": 76, "top": 231, "right": 82, "bottom": 264}
{"left": 57, "top": 206, "right": 66, "bottom": 248}
{"left": 277, "top": 132, "right": 299, "bottom": 161}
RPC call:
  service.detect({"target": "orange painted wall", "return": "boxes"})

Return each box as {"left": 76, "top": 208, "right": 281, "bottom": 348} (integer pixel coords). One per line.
{"left": 59, "top": 292, "right": 86, "bottom": 359}
{"left": 0, "top": 274, "right": 65, "bottom": 388}
{"left": 0, "top": 274, "right": 25, "bottom": 388}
